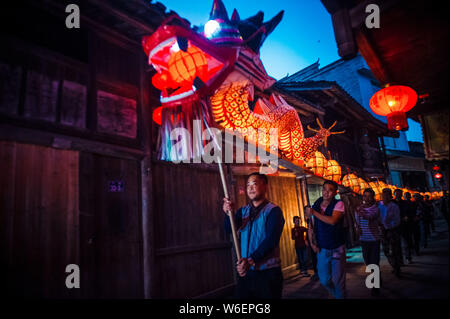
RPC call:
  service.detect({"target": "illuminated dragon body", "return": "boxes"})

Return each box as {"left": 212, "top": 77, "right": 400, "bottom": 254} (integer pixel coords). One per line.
{"left": 142, "top": 0, "right": 343, "bottom": 162}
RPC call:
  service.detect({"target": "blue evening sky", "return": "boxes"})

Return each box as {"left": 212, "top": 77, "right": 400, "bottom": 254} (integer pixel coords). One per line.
{"left": 159, "top": 0, "right": 423, "bottom": 142}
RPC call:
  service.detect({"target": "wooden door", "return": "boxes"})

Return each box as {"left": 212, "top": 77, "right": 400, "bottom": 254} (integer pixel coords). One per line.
{"left": 79, "top": 152, "right": 143, "bottom": 298}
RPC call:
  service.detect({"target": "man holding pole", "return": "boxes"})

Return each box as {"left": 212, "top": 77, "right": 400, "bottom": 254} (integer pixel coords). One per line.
{"left": 223, "top": 172, "right": 285, "bottom": 299}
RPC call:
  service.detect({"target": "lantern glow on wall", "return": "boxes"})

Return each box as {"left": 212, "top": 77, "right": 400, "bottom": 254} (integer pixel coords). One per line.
{"left": 369, "top": 85, "right": 417, "bottom": 131}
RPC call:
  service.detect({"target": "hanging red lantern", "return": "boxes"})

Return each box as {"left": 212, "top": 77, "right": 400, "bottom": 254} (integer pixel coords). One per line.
{"left": 433, "top": 165, "right": 440, "bottom": 171}
{"left": 369, "top": 85, "right": 417, "bottom": 131}
{"left": 434, "top": 172, "right": 443, "bottom": 179}
{"left": 152, "top": 106, "right": 163, "bottom": 125}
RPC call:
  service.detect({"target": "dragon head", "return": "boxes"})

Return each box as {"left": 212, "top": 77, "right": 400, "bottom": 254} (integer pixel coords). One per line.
{"left": 142, "top": 0, "right": 284, "bottom": 107}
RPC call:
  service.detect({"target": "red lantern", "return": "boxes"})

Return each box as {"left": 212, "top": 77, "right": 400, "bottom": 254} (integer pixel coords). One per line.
{"left": 433, "top": 165, "right": 440, "bottom": 171}
{"left": 369, "top": 85, "right": 417, "bottom": 131}
{"left": 152, "top": 106, "right": 163, "bottom": 125}
{"left": 434, "top": 172, "right": 443, "bottom": 179}
{"left": 168, "top": 46, "right": 208, "bottom": 86}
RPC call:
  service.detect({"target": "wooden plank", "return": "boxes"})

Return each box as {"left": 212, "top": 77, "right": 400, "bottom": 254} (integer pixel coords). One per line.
{"left": 0, "top": 142, "right": 79, "bottom": 297}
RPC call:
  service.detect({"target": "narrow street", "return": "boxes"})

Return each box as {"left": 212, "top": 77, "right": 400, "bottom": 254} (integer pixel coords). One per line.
{"left": 283, "top": 218, "right": 449, "bottom": 299}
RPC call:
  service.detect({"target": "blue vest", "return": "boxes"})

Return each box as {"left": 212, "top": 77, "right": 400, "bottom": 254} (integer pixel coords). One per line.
{"left": 313, "top": 198, "right": 346, "bottom": 249}
{"left": 239, "top": 202, "right": 281, "bottom": 270}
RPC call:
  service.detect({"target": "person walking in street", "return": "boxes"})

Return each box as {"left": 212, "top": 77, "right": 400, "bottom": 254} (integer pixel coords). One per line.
{"left": 291, "top": 216, "right": 310, "bottom": 277}
{"left": 355, "top": 188, "right": 382, "bottom": 296}
{"left": 423, "top": 195, "right": 434, "bottom": 238}
{"left": 394, "top": 189, "right": 414, "bottom": 264}
{"left": 411, "top": 193, "right": 422, "bottom": 256}
{"left": 379, "top": 188, "right": 402, "bottom": 278}
{"left": 404, "top": 192, "right": 419, "bottom": 259}
{"left": 305, "top": 180, "right": 347, "bottom": 299}
{"left": 415, "top": 194, "right": 430, "bottom": 249}
{"left": 223, "top": 172, "right": 285, "bottom": 299}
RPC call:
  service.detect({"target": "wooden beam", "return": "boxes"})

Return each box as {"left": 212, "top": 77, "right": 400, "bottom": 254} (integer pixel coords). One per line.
{"left": 355, "top": 30, "right": 392, "bottom": 85}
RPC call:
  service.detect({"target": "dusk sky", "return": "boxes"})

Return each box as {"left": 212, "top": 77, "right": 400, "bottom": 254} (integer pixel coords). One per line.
{"left": 160, "top": 0, "right": 423, "bottom": 142}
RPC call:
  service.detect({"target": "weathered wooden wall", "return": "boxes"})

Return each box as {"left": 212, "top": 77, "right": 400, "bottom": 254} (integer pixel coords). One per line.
{"left": 0, "top": 141, "right": 145, "bottom": 298}
{"left": 0, "top": 141, "right": 79, "bottom": 298}
{"left": 151, "top": 161, "right": 235, "bottom": 298}
{"left": 234, "top": 175, "right": 303, "bottom": 275}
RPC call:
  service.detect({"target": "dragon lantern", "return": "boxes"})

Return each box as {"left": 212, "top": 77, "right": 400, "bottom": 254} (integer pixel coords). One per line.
{"left": 142, "top": 0, "right": 343, "bottom": 164}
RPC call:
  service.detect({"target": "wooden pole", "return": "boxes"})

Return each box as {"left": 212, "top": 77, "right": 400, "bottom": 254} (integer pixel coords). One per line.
{"left": 217, "top": 157, "right": 241, "bottom": 260}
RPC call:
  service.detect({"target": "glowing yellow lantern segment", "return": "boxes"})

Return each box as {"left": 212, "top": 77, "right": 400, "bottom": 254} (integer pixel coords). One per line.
{"left": 324, "top": 160, "right": 342, "bottom": 184}
{"left": 305, "top": 151, "right": 328, "bottom": 177}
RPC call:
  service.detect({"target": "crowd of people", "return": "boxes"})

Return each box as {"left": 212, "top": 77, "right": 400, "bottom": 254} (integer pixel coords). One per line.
{"left": 223, "top": 172, "right": 447, "bottom": 299}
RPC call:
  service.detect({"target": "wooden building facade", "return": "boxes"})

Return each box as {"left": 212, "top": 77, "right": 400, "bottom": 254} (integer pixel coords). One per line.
{"left": 0, "top": 0, "right": 305, "bottom": 299}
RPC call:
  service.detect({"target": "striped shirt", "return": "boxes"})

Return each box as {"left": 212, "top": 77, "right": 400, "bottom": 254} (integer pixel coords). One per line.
{"left": 355, "top": 204, "right": 382, "bottom": 241}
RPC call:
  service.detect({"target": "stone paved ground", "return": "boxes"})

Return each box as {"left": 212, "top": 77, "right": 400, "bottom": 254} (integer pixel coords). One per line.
{"left": 283, "top": 217, "right": 449, "bottom": 299}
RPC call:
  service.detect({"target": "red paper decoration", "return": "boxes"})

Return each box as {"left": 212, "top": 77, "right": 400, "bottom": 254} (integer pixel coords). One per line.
{"left": 152, "top": 106, "right": 163, "bottom": 125}
{"left": 369, "top": 85, "right": 417, "bottom": 131}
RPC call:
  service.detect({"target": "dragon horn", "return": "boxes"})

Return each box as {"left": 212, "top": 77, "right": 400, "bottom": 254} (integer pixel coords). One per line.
{"left": 307, "top": 125, "right": 319, "bottom": 133}
{"left": 330, "top": 130, "right": 346, "bottom": 135}
{"left": 316, "top": 118, "right": 323, "bottom": 129}
{"left": 328, "top": 121, "right": 337, "bottom": 130}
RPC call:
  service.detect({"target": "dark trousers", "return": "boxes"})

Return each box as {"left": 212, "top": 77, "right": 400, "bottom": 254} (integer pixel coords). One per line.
{"left": 413, "top": 223, "right": 421, "bottom": 255}
{"left": 421, "top": 221, "right": 431, "bottom": 247}
{"left": 361, "top": 240, "right": 381, "bottom": 266}
{"left": 309, "top": 246, "right": 318, "bottom": 274}
{"left": 401, "top": 225, "right": 414, "bottom": 260}
{"left": 382, "top": 227, "right": 402, "bottom": 273}
{"left": 235, "top": 267, "right": 283, "bottom": 299}
{"left": 295, "top": 247, "right": 308, "bottom": 272}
